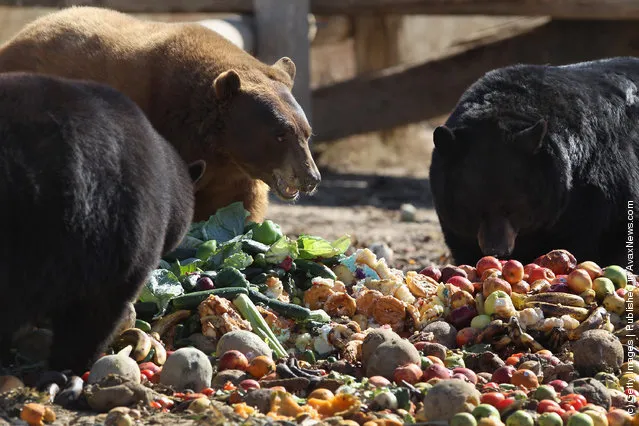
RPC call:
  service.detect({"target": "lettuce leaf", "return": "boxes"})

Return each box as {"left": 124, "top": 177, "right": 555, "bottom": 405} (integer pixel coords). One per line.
{"left": 138, "top": 269, "right": 184, "bottom": 315}
{"left": 297, "top": 234, "right": 351, "bottom": 259}
{"left": 223, "top": 251, "right": 254, "bottom": 270}
{"left": 201, "top": 202, "right": 250, "bottom": 244}
{"left": 171, "top": 258, "right": 204, "bottom": 277}
{"left": 265, "top": 236, "right": 299, "bottom": 264}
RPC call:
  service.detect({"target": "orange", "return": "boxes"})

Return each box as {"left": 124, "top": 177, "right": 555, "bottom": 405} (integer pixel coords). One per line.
{"left": 246, "top": 355, "right": 275, "bottom": 379}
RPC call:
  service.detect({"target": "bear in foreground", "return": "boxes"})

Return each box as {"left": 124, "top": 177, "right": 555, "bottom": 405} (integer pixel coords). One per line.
{"left": 0, "top": 6, "right": 321, "bottom": 223}
{"left": 0, "top": 72, "right": 203, "bottom": 373}
{"left": 430, "top": 57, "right": 639, "bottom": 269}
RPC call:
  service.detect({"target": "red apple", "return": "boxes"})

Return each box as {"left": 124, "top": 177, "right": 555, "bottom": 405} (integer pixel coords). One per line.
{"left": 448, "top": 305, "right": 478, "bottom": 331}
{"left": 440, "top": 265, "right": 468, "bottom": 283}
{"left": 524, "top": 263, "right": 542, "bottom": 276}
{"left": 139, "top": 362, "right": 161, "bottom": 374}
{"left": 450, "top": 291, "right": 476, "bottom": 310}
{"left": 577, "top": 261, "right": 604, "bottom": 280}
{"left": 422, "top": 364, "right": 452, "bottom": 381}
{"left": 538, "top": 249, "right": 577, "bottom": 275}
{"left": 548, "top": 379, "right": 568, "bottom": 392}
{"left": 482, "top": 277, "right": 512, "bottom": 298}
{"left": 567, "top": 268, "right": 593, "bottom": 293}
{"left": 453, "top": 367, "right": 478, "bottom": 384}
{"left": 617, "top": 288, "right": 627, "bottom": 297}
{"left": 528, "top": 267, "right": 555, "bottom": 282}
{"left": 459, "top": 265, "right": 479, "bottom": 282}
{"left": 533, "top": 255, "right": 545, "bottom": 265}
{"left": 218, "top": 350, "right": 249, "bottom": 371}
{"left": 476, "top": 256, "right": 503, "bottom": 275}
{"left": 419, "top": 265, "right": 442, "bottom": 282}
{"left": 368, "top": 376, "right": 391, "bottom": 387}
{"left": 394, "top": 363, "right": 423, "bottom": 384}
{"left": 481, "top": 268, "right": 502, "bottom": 281}
{"left": 491, "top": 365, "right": 516, "bottom": 384}
{"left": 239, "top": 379, "right": 260, "bottom": 391}
{"left": 455, "top": 326, "right": 479, "bottom": 347}
{"left": 447, "top": 276, "right": 475, "bottom": 293}
{"left": 502, "top": 260, "right": 525, "bottom": 285}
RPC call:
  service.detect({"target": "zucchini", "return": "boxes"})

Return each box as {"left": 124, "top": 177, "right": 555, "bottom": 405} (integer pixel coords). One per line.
{"left": 294, "top": 259, "right": 337, "bottom": 280}
{"left": 241, "top": 239, "right": 271, "bottom": 255}
{"left": 215, "top": 267, "right": 250, "bottom": 288}
{"left": 169, "top": 287, "right": 249, "bottom": 310}
{"left": 243, "top": 267, "right": 266, "bottom": 280}
{"left": 252, "top": 253, "right": 267, "bottom": 268}
{"left": 248, "top": 289, "right": 311, "bottom": 320}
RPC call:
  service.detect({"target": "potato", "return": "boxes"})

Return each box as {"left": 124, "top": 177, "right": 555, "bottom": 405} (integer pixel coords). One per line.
{"left": 421, "top": 321, "right": 458, "bottom": 348}
{"left": 365, "top": 337, "right": 421, "bottom": 379}
{"left": 160, "top": 347, "right": 212, "bottom": 392}
{"left": 422, "top": 379, "right": 481, "bottom": 421}
{"left": 216, "top": 330, "right": 272, "bottom": 359}
{"left": 572, "top": 329, "right": 623, "bottom": 376}
{"left": 88, "top": 353, "right": 140, "bottom": 385}
{"left": 362, "top": 328, "right": 397, "bottom": 366}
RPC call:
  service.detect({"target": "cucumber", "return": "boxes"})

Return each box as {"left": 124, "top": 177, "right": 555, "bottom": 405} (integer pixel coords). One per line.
{"left": 252, "top": 253, "right": 267, "bottom": 268}
{"left": 241, "top": 239, "right": 271, "bottom": 255}
{"left": 294, "top": 259, "right": 337, "bottom": 280}
{"left": 250, "top": 273, "right": 269, "bottom": 285}
{"left": 248, "top": 289, "right": 311, "bottom": 320}
{"left": 243, "top": 267, "right": 266, "bottom": 280}
{"left": 215, "top": 267, "right": 250, "bottom": 288}
{"left": 169, "top": 287, "right": 249, "bottom": 310}
{"left": 134, "top": 319, "right": 152, "bottom": 333}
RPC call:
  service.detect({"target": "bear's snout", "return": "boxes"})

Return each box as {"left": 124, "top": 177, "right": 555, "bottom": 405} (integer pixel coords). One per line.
{"left": 299, "top": 167, "right": 321, "bottom": 193}
{"left": 477, "top": 216, "right": 517, "bottom": 258}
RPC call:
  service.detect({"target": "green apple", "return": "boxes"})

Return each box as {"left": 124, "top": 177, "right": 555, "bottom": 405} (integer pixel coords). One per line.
{"left": 451, "top": 412, "right": 478, "bottom": 426}
{"left": 538, "top": 412, "right": 563, "bottom": 426}
{"left": 506, "top": 410, "right": 535, "bottom": 426}
{"left": 603, "top": 265, "right": 628, "bottom": 289}
{"left": 592, "top": 277, "right": 616, "bottom": 300}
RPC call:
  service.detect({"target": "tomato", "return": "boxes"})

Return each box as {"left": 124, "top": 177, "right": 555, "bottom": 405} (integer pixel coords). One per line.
{"left": 81, "top": 371, "right": 90, "bottom": 382}
{"left": 201, "top": 388, "right": 215, "bottom": 396}
{"left": 538, "top": 399, "right": 562, "bottom": 414}
{"left": 560, "top": 394, "right": 587, "bottom": 411}
{"left": 506, "top": 356, "right": 521, "bottom": 366}
{"left": 495, "top": 397, "right": 516, "bottom": 411}
{"left": 149, "top": 401, "right": 162, "bottom": 409}
{"left": 223, "top": 381, "right": 237, "bottom": 391}
{"left": 483, "top": 382, "right": 500, "bottom": 391}
{"left": 140, "top": 369, "right": 155, "bottom": 380}
{"left": 481, "top": 392, "right": 506, "bottom": 406}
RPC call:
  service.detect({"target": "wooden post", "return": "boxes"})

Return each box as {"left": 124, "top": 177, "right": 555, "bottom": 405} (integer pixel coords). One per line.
{"left": 254, "top": 0, "right": 312, "bottom": 124}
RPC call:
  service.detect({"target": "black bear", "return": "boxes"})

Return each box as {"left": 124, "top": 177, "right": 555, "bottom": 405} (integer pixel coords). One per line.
{"left": 430, "top": 57, "right": 639, "bottom": 270}
{"left": 0, "top": 72, "right": 203, "bottom": 373}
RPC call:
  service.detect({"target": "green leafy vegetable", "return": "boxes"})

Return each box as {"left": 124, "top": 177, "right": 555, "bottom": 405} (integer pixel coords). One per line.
{"left": 265, "top": 236, "right": 299, "bottom": 264}
{"left": 201, "top": 202, "right": 250, "bottom": 243}
{"left": 139, "top": 269, "right": 184, "bottom": 316}
{"left": 171, "top": 258, "right": 204, "bottom": 278}
{"left": 297, "top": 234, "right": 351, "bottom": 259}
{"left": 223, "top": 251, "right": 253, "bottom": 269}
{"left": 178, "top": 235, "right": 204, "bottom": 250}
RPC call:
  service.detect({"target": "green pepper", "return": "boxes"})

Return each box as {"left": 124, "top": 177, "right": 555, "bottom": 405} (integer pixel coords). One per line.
{"left": 195, "top": 240, "right": 217, "bottom": 260}
{"left": 251, "top": 220, "right": 283, "bottom": 245}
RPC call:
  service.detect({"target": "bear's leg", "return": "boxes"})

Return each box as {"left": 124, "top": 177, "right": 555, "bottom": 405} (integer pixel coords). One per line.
{"left": 48, "top": 297, "right": 129, "bottom": 374}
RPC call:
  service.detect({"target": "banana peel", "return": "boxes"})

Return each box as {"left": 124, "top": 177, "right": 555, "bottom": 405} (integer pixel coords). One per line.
{"left": 524, "top": 302, "right": 590, "bottom": 321}
{"left": 524, "top": 292, "right": 586, "bottom": 307}
{"left": 113, "top": 328, "right": 152, "bottom": 362}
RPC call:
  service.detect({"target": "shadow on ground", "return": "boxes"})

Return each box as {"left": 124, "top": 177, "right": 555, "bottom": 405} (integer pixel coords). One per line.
{"left": 270, "top": 168, "right": 433, "bottom": 210}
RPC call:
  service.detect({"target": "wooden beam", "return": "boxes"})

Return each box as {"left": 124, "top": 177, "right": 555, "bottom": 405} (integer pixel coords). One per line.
{"left": 311, "top": 20, "right": 639, "bottom": 142}
{"left": 5, "top": 0, "right": 639, "bottom": 20}
{"left": 254, "top": 0, "right": 312, "bottom": 123}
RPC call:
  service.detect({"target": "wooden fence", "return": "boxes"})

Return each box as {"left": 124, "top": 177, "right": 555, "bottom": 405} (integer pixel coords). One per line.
{"left": 4, "top": 0, "right": 639, "bottom": 143}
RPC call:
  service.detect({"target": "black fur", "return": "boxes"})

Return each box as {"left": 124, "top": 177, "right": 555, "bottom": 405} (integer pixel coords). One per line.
{"left": 430, "top": 57, "right": 639, "bottom": 270}
{"left": 0, "top": 72, "right": 198, "bottom": 373}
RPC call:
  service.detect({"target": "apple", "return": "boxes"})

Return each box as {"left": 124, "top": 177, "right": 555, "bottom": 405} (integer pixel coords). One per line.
{"left": 538, "top": 249, "right": 577, "bottom": 275}
{"left": 471, "top": 314, "right": 492, "bottom": 329}
{"left": 482, "top": 276, "right": 512, "bottom": 298}
{"left": 440, "top": 265, "right": 468, "bottom": 283}
{"left": 422, "top": 364, "right": 451, "bottom": 381}
{"left": 453, "top": 367, "right": 478, "bottom": 384}
{"left": 548, "top": 379, "right": 568, "bottom": 392}
{"left": 449, "top": 305, "right": 478, "bottom": 330}
{"left": 530, "top": 279, "right": 551, "bottom": 293}
{"left": 606, "top": 409, "right": 633, "bottom": 426}
{"left": 592, "top": 277, "right": 616, "bottom": 300}
{"left": 502, "top": 260, "right": 525, "bottom": 284}
{"left": 450, "top": 290, "right": 476, "bottom": 310}
{"left": 447, "top": 276, "right": 475, "bottom": 293}
{"left": 481, "top": 268, "right": 502, "bottom": 281}
{"left": 239, "top": 379, "right": 260, "bottom": 391}
{"left": 368, "top": 376, "right": 391, "bottom": 387}
{"left": 616, "top": 288, "right": 627, "bottom": 297}
{"left": 567, "top": 268, "right": 593, "bottom": 294}
{"left": 456, "top": 326, "right": 479, "bottom": 347}
{"left": 529, "top": 267, "right": 556, "bottom": 282}
{"left": 524, "top": 263, "right": 542, "bottom": 276}
{"left": 603, "top": 265, "right": 628, "bottom": 289}
{"left": 393, "top": 363, "right": 423, "bottom": 384}
{"left": 476, "top": 256, "right": 503, "bottom": 275}
{"left": 484, "top": 290, "right": 515, "bottom": 317}
{"left": 459, "top": 265, "right": 479, "bottom": 282}
{"left": 533, "top": 255, "right": 545, "bottom": 265}
{"left": 218, "top": 350, "right": 249, "bottom": 371}
{"left": 577, "top": 261, "right": 603, "bottom": 280}
{"left": 491, "top": 365, "right": 516, "bottom": 384}
{"left": 419, "top": 265, "right": 442, "bottom": 282}
{"left": 511, "top": 280, "right": 530, "bottom": 294}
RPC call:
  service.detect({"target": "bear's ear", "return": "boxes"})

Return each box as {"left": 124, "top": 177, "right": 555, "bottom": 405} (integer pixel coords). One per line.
{"left": 273, "top": 57, "right": 296, "bottom": 81}
{"left": 514, "top": 119, "right": 547, "bottom": 154}
{"left": 187, "top": 160, "right": 206, "bottom": 185}
{"left": 214, "top": 70, "right": 241, "bottom": 100}
{"left": 433, "top": 125, "right": 457, "bottom": 156}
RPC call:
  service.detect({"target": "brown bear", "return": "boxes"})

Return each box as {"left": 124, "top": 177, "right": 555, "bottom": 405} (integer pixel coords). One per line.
{"left": 0, "top": 6, "right": 321, "bottom": 223}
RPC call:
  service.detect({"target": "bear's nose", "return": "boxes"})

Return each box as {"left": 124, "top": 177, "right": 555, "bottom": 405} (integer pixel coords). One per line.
{"left": 301, "top": 168, "right": 321, "bottom": 193}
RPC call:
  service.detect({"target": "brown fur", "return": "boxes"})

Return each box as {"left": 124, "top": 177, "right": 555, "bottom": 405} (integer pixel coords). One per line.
{"left": 0, "top": 7, "right": 320, "bottom": 222}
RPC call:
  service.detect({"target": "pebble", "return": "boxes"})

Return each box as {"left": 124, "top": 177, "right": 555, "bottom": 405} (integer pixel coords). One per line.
{"left": 369, "top": 242, "right": 394, "bottom": 264}
{"left": 399, "top": 203, "right": 417, "bottom": 222}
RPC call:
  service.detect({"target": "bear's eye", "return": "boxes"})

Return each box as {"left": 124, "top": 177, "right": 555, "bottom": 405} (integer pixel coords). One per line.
{"left": 276, "top": 134, "right": 286, "bottom": 143}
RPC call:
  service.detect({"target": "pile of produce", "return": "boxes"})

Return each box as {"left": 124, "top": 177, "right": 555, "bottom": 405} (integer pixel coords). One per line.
{"left": 1, "top": 202, "right": 638, "bottom": 426}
